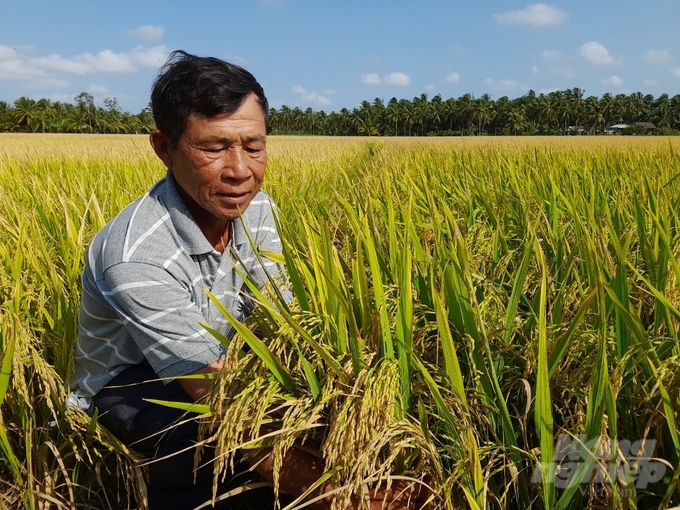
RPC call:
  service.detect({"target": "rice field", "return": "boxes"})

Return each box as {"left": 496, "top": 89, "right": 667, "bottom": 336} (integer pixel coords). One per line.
{"left": 2, "top": 133, "right": 680, "bottom": 509}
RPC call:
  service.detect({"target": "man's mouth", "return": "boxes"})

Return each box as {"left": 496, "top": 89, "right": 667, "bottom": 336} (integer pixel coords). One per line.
{"left": 218, "top": 192, "right": 250, "bottom": 204}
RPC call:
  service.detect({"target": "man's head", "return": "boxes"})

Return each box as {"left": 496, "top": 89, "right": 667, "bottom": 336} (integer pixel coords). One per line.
{"left": 149, "top": 51, "right": 269, "bottom": 233}
{"left": 151, "top": 50, "right": 268, "bottom": 147}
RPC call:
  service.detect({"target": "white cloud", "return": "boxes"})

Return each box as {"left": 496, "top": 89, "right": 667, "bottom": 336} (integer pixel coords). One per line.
{"left": 602, "top": 75, "right": 623, "bottom": 87}
{"left": 532, "top": 65, "right": 539, "bottom": 75}
{"left": 292, "top": 85, "right": 331, "bottom": 106}
{"left": 76, "top": 50, "right": 139, "bottom": 73}
{"left": 643, "top": 79, "right": 659, "bottom": 86}
{"left": 384, "top": 72, "right": 411, "bottom": 86}
{"left": 361, "top": 72, "right": 411, "bottom": 87}
{"left": 425, "top": 84, "right": 436, "bottom": 92}
{"left": 323, "top": 88, "right": 337, "bottom": 96}
{"left": 580, "top": 41, "right": 617, "bottom": 66}
{"left": 0, "top": 45, "right": 18, "bottom": 61}
{"left": 541, "top": 50, "right": 562, "bottom": 60}
{"left": 445, "top": 72, "right": 461, "bottom": 84}
{"left": 673, "top": 68, "right": 680, "bottom": 78}
{"left": 15, "top": 45, "right": 36, "bottom": 54}
{"left": 361, "top": 73, "right": 381, "bottom": 86}
{"left": 494, "top": 4, "right": 568, "bottom": 27}
{"left": 484, "top": 78, "right": 528, "bottom": 92}
{"left": 26, "top": 46, "right": 168, "bottom": 76}
{"left": 0, "top": 45, "right": 169, "bottom": 94}
{"left": 127, "top": 45, "right": 170, "bottom": 68}
{"left": 645, "top": 49, "right": 672, "bottom": 65}
{"left": 128, "top": 25, "right": 165, "bottom": 41}
{"left": 29, "top": 54, "right": 91, "bottom": 75}
{"left": 24, "top": 78, "right": 69, "bottom": 90}
{"left": 0, "top": 59, "right": 46, "bottom": 80}
{"left": 89, "top": 84, "right": 110, "bottom": 95}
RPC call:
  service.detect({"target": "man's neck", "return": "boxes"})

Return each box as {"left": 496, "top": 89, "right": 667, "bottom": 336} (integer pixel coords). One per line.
{"left": 174, "top": 179, "right": 231, "bottom": 252}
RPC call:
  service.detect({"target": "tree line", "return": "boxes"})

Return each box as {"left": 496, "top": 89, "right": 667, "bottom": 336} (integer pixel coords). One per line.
{"left": 2, "top": 88, "right": 680, "bottom": 136}
{"left": 0, "top": 93, "right": 154, "bottom": 134}
{"left": 269, "top": 89, "right": 680, "bottom": 136}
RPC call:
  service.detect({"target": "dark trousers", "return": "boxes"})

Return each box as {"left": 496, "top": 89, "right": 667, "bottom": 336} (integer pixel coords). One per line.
{"left": 93, "top": 364, "right": 281, "bottom": 510}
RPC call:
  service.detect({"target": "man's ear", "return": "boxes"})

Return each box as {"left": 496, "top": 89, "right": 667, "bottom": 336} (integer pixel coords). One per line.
{"left": 149, "top": 129, "right": 175, "bottom": 169}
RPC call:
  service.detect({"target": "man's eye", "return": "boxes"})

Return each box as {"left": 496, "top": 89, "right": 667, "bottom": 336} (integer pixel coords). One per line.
{"left": 202, "top": 147, "right": 224, "bottom": 154}
{"left": 245, "top": 147, "right": 264, "bottom": 154}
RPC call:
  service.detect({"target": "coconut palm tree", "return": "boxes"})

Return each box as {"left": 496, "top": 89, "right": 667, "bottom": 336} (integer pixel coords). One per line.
{"left": 507, "top": 105, "right": 527, "bottom": 135}
{"left": 456, "top": 93, "right": 473, "bottom": 135}
{"left": 538, "top": 94, "right": 558, "bottom": 130}
{"left": 654, "top": 94, "right": 671, "bottom": 128}
{"left": 29, "top": 99, "right": 55, "bottom": 133}
{"left": 11, "top": 97, "right": 39, "bottom": 131}
{"left": 64, "top": 109, "right": 93, "bottom": 133}
{"left": 399, "top": 99, "right": 414, "bottom": 136}
{"left": 600, "top": 93, "right": 614, "bottom": 128}
{"left": 471, "top": 94, "right": 494, "bottom": 135}
{"left": 0, "top": 101, "right": 13, "bottom": 131}
{"left": 386, "top": 98, "right": 401, "bottom": 136}
{"left": 584, "top": 96, "right": 604, "bottom": 133}
{"left": 442, "top": 98, "right": 457, "bottom": 132}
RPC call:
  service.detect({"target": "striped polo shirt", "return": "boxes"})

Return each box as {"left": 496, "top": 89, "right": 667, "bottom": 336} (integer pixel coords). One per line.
{"left": 68, "top": 170, "right": 285, "bottom": 411}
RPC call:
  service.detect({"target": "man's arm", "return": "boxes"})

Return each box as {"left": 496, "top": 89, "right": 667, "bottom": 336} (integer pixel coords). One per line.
{"left": 179, "top": 356, "right": 225, "bottom": 401}
{"left": 102, "top": 262, "right": 227, "bottom": 383}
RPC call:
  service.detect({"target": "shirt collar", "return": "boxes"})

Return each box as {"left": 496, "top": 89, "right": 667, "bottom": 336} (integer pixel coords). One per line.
{"left": 162, "top": 169, "right": 216, "bottom": 256}
{"left": 162, "top": 170, "right": 247, "bottom": 255}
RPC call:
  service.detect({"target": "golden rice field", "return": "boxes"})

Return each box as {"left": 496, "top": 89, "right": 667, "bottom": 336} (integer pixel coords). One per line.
{"left": 2, "top": 133, "right": 680, "bottom": 509}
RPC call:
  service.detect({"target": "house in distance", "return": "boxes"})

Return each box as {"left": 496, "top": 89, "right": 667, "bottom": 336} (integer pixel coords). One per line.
{"left": 605, "top": 122, "right": 656, "bottom": 134}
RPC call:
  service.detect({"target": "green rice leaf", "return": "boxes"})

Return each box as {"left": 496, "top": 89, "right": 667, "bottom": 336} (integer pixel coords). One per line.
{"left": 144, "top": 398, "right": 213, "bottom": 415}
{"left": 205, "top": 290, "right": 298, "bottom": 394}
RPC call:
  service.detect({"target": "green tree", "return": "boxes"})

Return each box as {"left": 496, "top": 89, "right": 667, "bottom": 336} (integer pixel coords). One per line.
{"left": 457, "top": 93, "right": 473, "bottom": 135}
{"left": 538, "top": 93, "right": 558, "bottom": 129}
{"left": 386, "top": 98, "right": 401, "bottom": 136}
{"left": 11, "top": 97, "right": 38, "bottom": 131}
{"left": 442, "top": 98, "right": 457, "bottom": 132}
{"left": 471, "top": 94, "right": 494, "bottom": 135}
{"left": 65, "top": 109, "right": 93, "bottom": 133}
{"left": 32, "top": 99, "right": 55, "bottom": 133}
{"left": 507, "top": 105, "right": 527, "bottom": 135}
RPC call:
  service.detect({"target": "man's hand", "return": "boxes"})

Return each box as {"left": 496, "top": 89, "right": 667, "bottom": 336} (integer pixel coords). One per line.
{"left": 246, "top": 447, "right": 433, "bottom": 509}
{"left": 340, "top": 479, "right": 432, "bottom": 510}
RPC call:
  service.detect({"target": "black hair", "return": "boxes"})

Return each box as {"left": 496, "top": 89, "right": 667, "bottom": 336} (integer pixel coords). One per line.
{"left": 151, "top": 50, "right": 268, "bottom": 147}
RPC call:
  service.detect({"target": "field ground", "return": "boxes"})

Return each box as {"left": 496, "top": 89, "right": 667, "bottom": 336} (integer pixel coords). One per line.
{"left": 2, "top": 134, "right": 680, "bottom": 509}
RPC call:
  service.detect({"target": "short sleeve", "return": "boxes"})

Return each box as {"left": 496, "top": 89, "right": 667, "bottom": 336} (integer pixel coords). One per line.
{"left": 101, "top": 261, "right": 226, "bottom": 378}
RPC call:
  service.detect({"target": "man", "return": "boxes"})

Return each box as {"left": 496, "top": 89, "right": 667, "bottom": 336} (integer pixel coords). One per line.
{"left": 69, "top": 51, "right": 427, "bottom": 510}
{"left": 68, "top": 50, "right": 319, "bottom": 509}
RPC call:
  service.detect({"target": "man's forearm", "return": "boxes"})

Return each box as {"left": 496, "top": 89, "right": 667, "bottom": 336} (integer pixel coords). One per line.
{"left": 178, "top": 357, "right": 225, "bottom": 401}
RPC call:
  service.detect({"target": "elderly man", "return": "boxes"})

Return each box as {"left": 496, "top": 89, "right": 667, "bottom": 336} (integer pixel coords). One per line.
{"left": 68, "top": 50, "right": 320, "bottom": 509}
{"left": 69, "top": 51, "right": 427, "bottom": 510}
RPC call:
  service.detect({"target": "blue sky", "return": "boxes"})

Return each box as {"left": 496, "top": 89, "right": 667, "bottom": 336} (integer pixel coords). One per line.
{"left": 1, "top": 0, "right": 679, "bottom": 113}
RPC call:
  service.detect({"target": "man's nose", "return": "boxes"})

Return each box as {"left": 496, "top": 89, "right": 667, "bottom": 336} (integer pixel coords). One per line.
{"left": 221, "top": 147, "right": 250, "bottom": 179}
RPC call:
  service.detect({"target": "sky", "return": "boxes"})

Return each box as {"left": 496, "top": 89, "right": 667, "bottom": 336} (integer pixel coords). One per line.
{"left": 1, "top": 0, "right": 679, "bottom": 114}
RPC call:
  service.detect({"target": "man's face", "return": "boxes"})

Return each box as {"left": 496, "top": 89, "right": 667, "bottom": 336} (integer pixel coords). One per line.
{"left": 166, "top": 93, "right": 267, "bottom": 224}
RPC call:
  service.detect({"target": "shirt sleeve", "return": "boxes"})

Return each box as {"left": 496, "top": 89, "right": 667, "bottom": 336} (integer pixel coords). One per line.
{"left": 101, "top": 261, "right": 226, "bottom": 378}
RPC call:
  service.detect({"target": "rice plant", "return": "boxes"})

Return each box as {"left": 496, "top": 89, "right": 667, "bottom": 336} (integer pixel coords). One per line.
{"left": 2, "top": 134, "right": 680, "bottom": 509}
